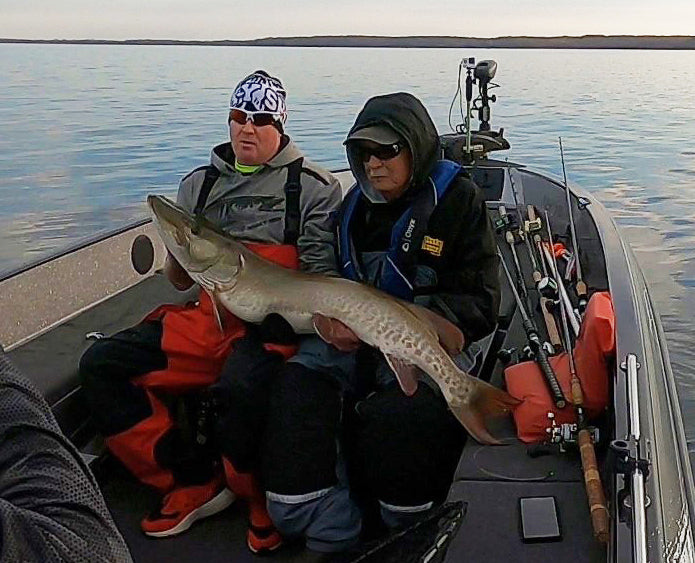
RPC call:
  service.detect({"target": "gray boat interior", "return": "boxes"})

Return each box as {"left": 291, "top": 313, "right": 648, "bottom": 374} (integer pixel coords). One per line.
{"left": 3, "top": 149, "right": 694, "bottom": 562}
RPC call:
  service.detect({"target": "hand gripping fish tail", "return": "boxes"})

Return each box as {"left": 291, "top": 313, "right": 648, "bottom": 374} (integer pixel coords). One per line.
{"left": 453, "top": 376, "right": 521, "bottom": 445}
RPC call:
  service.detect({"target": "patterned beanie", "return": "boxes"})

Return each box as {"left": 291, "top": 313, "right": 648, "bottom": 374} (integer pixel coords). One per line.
{"left": 229, "top": 70, "right": 287, "bottom": 130}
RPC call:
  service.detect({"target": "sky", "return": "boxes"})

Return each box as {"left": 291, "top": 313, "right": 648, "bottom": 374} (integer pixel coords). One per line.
{"left": 2, "top": 0, "right": 695, "bottom": 40}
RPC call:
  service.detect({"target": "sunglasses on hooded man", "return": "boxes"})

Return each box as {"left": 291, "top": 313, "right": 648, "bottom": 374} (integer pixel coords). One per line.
{"left": 355, "top": 141, "right": 405, "bottom": 162}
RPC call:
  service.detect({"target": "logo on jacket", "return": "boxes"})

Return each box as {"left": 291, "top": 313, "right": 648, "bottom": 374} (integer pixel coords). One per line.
{"left": 422, "top": 236, "right": 444, "bottom": 256}
{"left": 222, "top": 196, "right": 284, "bottom": 213}
{"left": 402, "top": 218, "right": 416, "bottom": 252}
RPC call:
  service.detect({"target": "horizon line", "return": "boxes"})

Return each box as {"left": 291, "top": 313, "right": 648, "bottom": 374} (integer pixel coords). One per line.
{"left": 3, "top": 33, "right": 695, "bottom": 42}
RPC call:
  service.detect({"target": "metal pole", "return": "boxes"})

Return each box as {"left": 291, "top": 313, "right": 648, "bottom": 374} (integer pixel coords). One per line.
{"left": 625, "top": 354, "right": 647, "bottom": 562}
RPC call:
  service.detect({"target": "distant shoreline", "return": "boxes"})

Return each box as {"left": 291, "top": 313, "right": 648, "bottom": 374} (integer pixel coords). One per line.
{"left": 2, "top": 35, "right": 695, "bottom": 49}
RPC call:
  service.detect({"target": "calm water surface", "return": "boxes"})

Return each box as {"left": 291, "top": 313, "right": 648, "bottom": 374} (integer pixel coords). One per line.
{"left": 2, "top": 44, "right": 695, "bottom": 445}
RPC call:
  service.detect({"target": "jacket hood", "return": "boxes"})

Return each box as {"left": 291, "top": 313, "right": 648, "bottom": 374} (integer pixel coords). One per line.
{"left": 210, "top": 136, "right": 303, "bottom": 173}
{"left": 345, "top": 92, "right": 440, "bottom": 203}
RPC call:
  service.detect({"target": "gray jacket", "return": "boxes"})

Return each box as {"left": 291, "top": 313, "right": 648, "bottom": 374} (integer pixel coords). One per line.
{"left": 177, "top": 139, "right": 341, "bottom": 274}
{"left": 0, "top": 350, "right": 132, "bottom": 562}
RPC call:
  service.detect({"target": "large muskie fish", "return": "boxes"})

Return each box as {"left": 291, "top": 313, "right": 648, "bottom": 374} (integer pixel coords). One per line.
{"left": 148, "top": 195, "right": 519, "bottom": 444}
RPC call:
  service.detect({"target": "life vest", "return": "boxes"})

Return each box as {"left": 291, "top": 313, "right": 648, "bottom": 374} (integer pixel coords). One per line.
{"left": 337, "top": 160, "right": 461, "bottom": 300}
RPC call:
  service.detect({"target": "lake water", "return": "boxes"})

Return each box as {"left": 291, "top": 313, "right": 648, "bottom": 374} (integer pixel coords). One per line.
{"left": 2, "top": 44, "right": 695, "bottom": 444}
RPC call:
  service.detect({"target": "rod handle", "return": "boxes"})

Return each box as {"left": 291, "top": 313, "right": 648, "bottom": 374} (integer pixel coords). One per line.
{"left": 540, "top": 297, "right": 562, "bottom": 347}
{"left": 576, "top": 280, "right": 588, "bottom": 314}
{"left": 576, "top": 280, "right": 587, "bottom": 298}
{"left": 527, "top": 204, "right": 537, "bottom": 221}
{"left": 578, "top": 429, "right": 610, "bottom": 543}
{"left": 571, "top": 377, "right": 584, "bottom": 406}
{"left": 533, "top": 338, "right": 566, "bottom": 409}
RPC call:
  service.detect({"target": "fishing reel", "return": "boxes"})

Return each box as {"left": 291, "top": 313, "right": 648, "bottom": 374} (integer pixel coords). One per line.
{"left": 538, "top": 276, "right": 558, "bottom": 298}
{"left": 493, "top": 214, "right": 519, "bottom": 237}
{"left": 546, "top": 412, "right": 600, "bottom": 452}
{"left": 518, "top": 341, "right": 555, "bottom": 362}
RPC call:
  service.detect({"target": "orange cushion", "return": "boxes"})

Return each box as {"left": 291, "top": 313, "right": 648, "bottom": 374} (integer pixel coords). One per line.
{"left": 505, "top": 292, "right": 615, "bottom": 443}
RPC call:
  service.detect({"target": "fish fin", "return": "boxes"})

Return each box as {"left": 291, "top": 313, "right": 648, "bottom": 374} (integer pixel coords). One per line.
{"left": 311, "top": 314, "right": 361, "bottom": 352}
{"left": 207, "top": 291, "right": 226, "bottom": 333}
{"left": 453, "top": 379, "right": 521, "bottom": 445}
{"left": 403, "top": 303, "right": 464, "bottom": 355}
{"left": 384, "top": 354, "right": 419, "bottom": 396}
{"left": 313, "top": 314, "right": 336, "bottom": 345}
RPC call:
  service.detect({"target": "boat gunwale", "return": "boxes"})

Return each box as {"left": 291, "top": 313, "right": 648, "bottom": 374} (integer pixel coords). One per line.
{"left": 565, "top": 180, "right": 695, "bottom": 561}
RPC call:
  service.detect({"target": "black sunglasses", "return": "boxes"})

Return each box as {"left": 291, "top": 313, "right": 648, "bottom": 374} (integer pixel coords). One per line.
{"left": 356, "top": 142, "right": 404, "bottom": 162}
{"left": 229, "top": 108, "right": 280, "bottom": 127}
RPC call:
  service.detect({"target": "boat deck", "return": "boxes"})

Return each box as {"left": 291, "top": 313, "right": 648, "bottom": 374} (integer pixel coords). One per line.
{"left": 6, "top": 162, "right": 611, "bottom": 562}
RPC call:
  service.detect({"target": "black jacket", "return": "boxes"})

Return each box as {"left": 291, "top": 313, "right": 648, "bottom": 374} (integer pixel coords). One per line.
{"left": 0, "top": 350, "right": 132, "bottom": 562}
{"left": 344, "top": 92, "right": 500, "bottom": 343}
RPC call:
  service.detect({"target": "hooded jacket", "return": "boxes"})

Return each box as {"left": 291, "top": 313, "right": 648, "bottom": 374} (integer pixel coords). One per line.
{"left": 344, "top": 92, "right": 500, "bottom": 343}
{"left": 177, "top": 139, "right": 341, "bottom": 275}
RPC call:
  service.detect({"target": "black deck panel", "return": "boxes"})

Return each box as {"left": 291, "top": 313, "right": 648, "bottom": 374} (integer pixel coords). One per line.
{"left": 444, "top": 481, "right": 606, "bottom": 562}
{"left": 454, "top": 416, "right": 585, "bottom": 484}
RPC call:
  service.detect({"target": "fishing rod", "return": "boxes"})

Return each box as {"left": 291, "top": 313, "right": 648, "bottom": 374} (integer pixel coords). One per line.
{"left": 527, "top": 205, "right": 560, "bottom": 307}
{"left": 529, "top": 205, "right": 550, "bottom": 278}
{"left": 546, "top": 211, "right": 609, "bottom": 543}
{"left": 546, "top": 211, "right": 583, "bottom": 417}
{"left": 507, "top": 171, "right": 562, "bottom": 350}
{"left": 539, "top": 219, "right": 581, "bottom": 339}
{"left": 507, "top": 169, "right": 540, "bottom": 281}
{"left": 559, "top": 137, "right": 588, "bottom": 314}
{"left": 496, "top": 205, "right": 529, "bottom": 308}
{"left": 497, "top": 245, "right": 566, "bottom": 409}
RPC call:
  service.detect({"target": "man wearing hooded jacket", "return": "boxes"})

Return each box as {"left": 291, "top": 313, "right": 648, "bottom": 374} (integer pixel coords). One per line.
{"left": 79, "top": 70, "right": 341, "bottom": 554}
{"left": 261, "top": 92, "right": 499, "bottom": 553}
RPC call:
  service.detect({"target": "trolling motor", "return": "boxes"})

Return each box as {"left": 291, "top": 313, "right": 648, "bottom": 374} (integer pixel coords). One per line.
{"left": 474, "top": 60, "right": 497, "bottom": 131}
{"left": 442, "top": 56, "right": 510, "bottom": 163}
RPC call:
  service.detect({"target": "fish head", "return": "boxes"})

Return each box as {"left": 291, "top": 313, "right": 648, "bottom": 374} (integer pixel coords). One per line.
{"left": 148, "top": 195, "right": 245, "bottom": 290}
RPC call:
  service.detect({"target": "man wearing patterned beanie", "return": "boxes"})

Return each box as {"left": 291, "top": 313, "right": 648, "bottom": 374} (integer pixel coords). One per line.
{"left": 79, "top": 70, "right": 342, "bottom": 554}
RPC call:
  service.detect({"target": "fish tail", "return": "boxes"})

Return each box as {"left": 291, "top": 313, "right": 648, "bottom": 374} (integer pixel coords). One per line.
{"left": 453, "top": 379, "right": 521, "bottom": 445}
